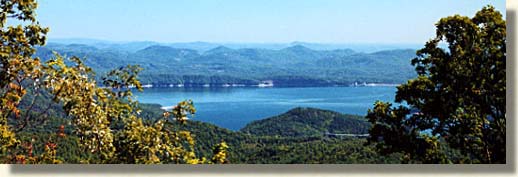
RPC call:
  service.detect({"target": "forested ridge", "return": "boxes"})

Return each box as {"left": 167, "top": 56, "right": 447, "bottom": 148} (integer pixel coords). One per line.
{"left": 34, "top": 43, "right": 417, "bottom": 86}
{"left": 241, "top": 107, "right": 370, "bottom": 137}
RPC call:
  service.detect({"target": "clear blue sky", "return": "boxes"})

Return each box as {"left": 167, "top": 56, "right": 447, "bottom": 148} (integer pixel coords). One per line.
{"left": 36, "top": 0, "right": 506, "bottom": 44}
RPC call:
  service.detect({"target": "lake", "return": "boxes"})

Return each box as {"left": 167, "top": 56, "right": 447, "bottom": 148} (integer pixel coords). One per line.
{"left": 133, "top": 86, "right": 398, "bottom": 130}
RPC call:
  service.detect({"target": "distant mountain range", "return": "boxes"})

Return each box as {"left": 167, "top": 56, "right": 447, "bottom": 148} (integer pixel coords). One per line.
{"left": 47, "top": 38, "right": 423, "bottom": 53}
{"left": 36, "top": 39, "right": 420, "bottom": 87}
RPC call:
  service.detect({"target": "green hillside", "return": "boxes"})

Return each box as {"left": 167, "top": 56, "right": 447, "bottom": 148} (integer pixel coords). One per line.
{"left": 241, "top": 107, "right": 370, "bottom": 137}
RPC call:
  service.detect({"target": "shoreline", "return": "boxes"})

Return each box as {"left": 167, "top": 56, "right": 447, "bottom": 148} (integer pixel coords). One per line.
{"left": 133, "top": 82, "right": 401, "bottom": 89}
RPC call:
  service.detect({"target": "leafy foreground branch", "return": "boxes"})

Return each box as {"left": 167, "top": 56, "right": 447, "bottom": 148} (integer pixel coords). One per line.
{"left": 366, "top": 6, "right": 506, "bottom": 164}
{"left": 0, "top": 0, "right": 226, "bottom": 164}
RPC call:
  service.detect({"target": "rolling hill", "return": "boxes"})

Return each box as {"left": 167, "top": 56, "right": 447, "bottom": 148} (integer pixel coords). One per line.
{"left": 241, "top": 107, "right": 370, "bottom": 137}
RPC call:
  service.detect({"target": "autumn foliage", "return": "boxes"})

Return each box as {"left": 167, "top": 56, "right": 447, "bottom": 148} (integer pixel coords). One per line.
{"left": 0, "top": 0, "right": 227, "bottom": 164}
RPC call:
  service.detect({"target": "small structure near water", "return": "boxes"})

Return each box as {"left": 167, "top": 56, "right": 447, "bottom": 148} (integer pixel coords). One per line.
{"left": 258, "top": 80, "right": 274, "bottom": 87}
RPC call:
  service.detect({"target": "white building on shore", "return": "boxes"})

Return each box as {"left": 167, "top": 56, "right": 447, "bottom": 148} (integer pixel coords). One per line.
{"left": 258, "top": 80, "right": 274, "bottom": 87}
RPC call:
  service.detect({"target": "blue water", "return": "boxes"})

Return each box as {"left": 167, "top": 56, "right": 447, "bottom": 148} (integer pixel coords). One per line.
{"left": 133, "top": 87, "right": 397, "bottom": 130}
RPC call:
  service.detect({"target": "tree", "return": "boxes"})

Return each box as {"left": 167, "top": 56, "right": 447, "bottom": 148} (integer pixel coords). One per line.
{"left": 0, "top": 0, "right": 48, "bottom": 159}
{"left": 366, "top": 5, "right": 505, "bottom": 164}
{"left": 0, "top": 0, "right": 227, "bottom": 164}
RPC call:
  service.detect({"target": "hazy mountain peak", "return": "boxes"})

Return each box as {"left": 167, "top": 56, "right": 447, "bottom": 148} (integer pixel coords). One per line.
{"left": 54, "top": 43, "right": 99, "bottom": 52}
{"left": 140, "top": 45, "right": 174, "bottom": 51}
{"left": 66, "top": 43, "right": 98, "bottom": 49}
{"left": 283, "top": 45, "right": 312, "bottom": 52}
{"left": 134, "top": 45, "right": 199, "bottom": 62}
{"left": 138, "top": 45, "right": 197, "bottom": 53}
{"left": 205, "top": 45, "right": 234, "bottom": 54}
